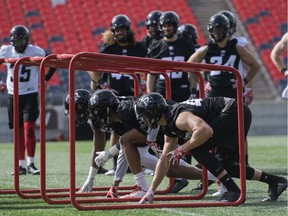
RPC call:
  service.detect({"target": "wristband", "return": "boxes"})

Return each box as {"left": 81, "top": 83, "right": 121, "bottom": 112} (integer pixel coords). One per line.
{"left": 281, "top": 68, "right": 287, "bottom": 74}
{"left": 243, "top": 78, "right": 248, "bottom": 85}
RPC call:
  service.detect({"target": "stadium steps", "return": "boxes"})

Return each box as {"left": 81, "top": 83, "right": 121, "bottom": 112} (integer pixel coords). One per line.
{"left": 186, "top": 0, "right": 279, "bottom": 100}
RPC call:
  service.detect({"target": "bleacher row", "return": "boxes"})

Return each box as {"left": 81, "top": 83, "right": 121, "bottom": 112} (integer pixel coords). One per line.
{"left": 0, "top": 0, "right": 287, "bottom": 105}
{"left": 232, "top": 0, "right": 287, "bottom": 84}
{"left": 0, "top": 0, "right": 205, "bottom": 105}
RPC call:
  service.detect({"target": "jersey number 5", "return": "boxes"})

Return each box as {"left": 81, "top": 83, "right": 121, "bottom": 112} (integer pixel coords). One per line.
{"left": 10, "top": 64, "right": 31, "bottom": 82}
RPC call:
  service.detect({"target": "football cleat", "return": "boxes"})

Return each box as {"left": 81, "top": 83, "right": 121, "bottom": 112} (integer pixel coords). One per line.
{"left": 170, "top": 179, "right": 189, "bottom": 193}
{"left": 120, "top": 186, "right": 147, "bottom": 198}
{"left": 219, "top": 191, "right": 240, "bottom": 202}
{"left": 11, "top": 166, "right": 27, "bottom": 176}
{"left": 27, "top": 163, "right": 40, "bottom": 175}
{"left": 105, "top": 169, "right": 115, "bottom": 175}
{"left": 263, "top": 177, "right": 288, "bottom": 201}
{"left": 191, "top": 179, "right": 215, "bottom": 191}
{"left": 106, "top": 186, "right": 118, "bottom": 198}
{"left": 212, "top": 181, "right": 227, "bottom": 197}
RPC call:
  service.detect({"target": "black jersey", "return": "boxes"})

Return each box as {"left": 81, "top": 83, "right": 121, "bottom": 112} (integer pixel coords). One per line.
{"left": 205, "top": 39, "right": 241, "bottom": 87}
{"left": 100, "top": 42, "right": 147, "bottom": 96}
{"left": 163, "top": 97, "right": 232, "bottom": 138}
{"left": 148, "top": 37, "right": 195, "bottom": 102}
{"left": 162, "top": 96, "right": 251, "bottom": 151}
{"left": 141, "top": 35, "right": 163, "bottom": 50}
{"left": 110, "top": 96, "right": 147, "bottom": 136}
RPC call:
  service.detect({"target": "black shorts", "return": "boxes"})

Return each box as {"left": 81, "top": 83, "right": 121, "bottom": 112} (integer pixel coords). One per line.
{"left": 192, "top": 100, "right": 252, "bottom": 157}
{"left": 8, "top": 92, "right": 39, "bottom": 129}
{"left": 209, "top": 85, "right": 237, "bottom": 98}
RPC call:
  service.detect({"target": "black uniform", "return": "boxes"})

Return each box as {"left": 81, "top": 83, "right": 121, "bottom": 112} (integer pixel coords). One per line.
{"left": 141, "top": 34, "right": 163, "bottom": 50}
{"left": 148, "top": 37, "right": 195, "bottom": 102}
{"left": 100, "top": 43, "right": 147, "bottom": 96}
{"left": 205, "top": 39, "right": 241, "bottom": 98}
{"left": 162, "top": 97, "right": 256, "bottom": 179}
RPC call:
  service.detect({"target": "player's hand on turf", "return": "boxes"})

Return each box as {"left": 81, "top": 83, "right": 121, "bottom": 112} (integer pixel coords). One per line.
{"left": 167, "top": 145, "right": 185, "bottom": 167}
{"left": 95, "top": 151, "right": 111, "bottom": 167}
{"left": 147, "top": 141, "right": 162, "bottom": 157}
{"left": 106, "top": 186, "right": 118, "bottom": 198}
{"left": 0, "top": 81, "right": 6, "bottom": 93}
{"left": 139, "top": 190, "right": 154, "bottom": 204}
{"left": 78, "top": 178, "right": 94, "bottom": 193}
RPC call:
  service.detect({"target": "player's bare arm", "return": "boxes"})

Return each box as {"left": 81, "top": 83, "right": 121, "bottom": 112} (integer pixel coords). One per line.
{"left": 175, "top": 111, "right": 213, "bottom": 151}
{"left": 236, "top": 44, "right": 260, "bottom": 84}
{"left": 149, "top": 135, "right": 178, "bottom": 192}
{"left": 187, "top": 45, "right": 208, "bottom": 63}
{"left": 270, "top": 32, "right": 288, "bottom": 76}
{"left": 146, "top": 73, "right": 156, "bottom": 92}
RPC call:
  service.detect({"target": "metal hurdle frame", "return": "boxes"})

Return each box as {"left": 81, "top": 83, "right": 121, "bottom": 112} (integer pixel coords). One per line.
{"left": 2, "top": 52, "right": 246, "bottom": 210}
{"left": 0, "top": 55, "right": 178, "bottom": 203}
{"left": 66, "top": 52, "right": 246, "bottom": 210}
{"left": 1, "top": 55, "right": 167, "bottom": 202}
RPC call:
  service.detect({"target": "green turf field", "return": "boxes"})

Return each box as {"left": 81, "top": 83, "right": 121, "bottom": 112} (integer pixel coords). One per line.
{"left": 0, "top": 136, "right": 287, "bottom": 216}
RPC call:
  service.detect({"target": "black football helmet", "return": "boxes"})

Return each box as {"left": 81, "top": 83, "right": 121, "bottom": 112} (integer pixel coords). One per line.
{"left": 207, "top": 13, "right": 230, "bottom": 42}
{"left": 110, "top": 14, "right": 132, "bottom": 43}
{"left": 145, "top": 10, "right": 162, "bottom": 38}
{"left": 134, "top": 92, "right": 168, "bottom": 129}
{"left": 64, "top": 89, "right": 91, "bottom": 125}
{"left": 10, "top": 25, "right": 29, "bottom": 53}
{"left": 88, "top": 89, "right": 119, "bottom": 132}
{"left": 159, "top": 11, "right": 179, "bottom": 38}
{"left": 177, "top": 24, "right": 199, "bottom": 43}
{"left": 219, "top": 10, "right": 237, "bottom": 36}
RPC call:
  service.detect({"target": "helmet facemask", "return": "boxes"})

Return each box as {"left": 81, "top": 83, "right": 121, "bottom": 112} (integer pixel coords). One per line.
{"left": 64, "top": 89, "right": 91, "bottom": 126}
{"left": 134, "top": 93, "right": 168, "bottom": 130}
{"left": 10, "top": 25, "right": 30, "bottom": 53}
{"left": 208, "top": 14, "right": 230, "bottom": 43}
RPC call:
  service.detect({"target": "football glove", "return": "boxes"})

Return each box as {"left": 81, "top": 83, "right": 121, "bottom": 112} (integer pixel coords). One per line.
{"left": 100, "top": 82, "right": 119, "bottom": 95}
{"left": 106, "top": 186, "right": 118, "bottom": 198}
{"left": 147, "top": 141, "right": 162, "bottom": 157}
{"left": 94, "top": 151, "right": 112, "bottom": 167}
{"left": 166, "top": 145, "right": 185, "bottom": 167}
{"left": 0, "top": 81, "right": 6, "bottom": 93}
{"left": 243, "top": 88, "right": 253, "bottom": 105}
{"left": 78, "top": 178, "right": 94, "bottom": 193}
{"left": 139, "top": 190, "right": 154, "bottom": 204}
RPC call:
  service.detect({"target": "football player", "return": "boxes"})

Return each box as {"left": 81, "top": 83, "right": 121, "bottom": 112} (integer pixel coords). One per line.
{"left": 270, "top": 32, "right": 288, "bottom": 98}
{"left": 177, "top": 23, "right": 200, "bottom": 50}
{"left": 86, "top": 14, "right": 147, "bottom": 175}
{"left": 0, "top": 25, "right": 55, "bottom": 175}
{"left": 88, "top": 89, "right": 219, "bottom": 198}
{"left": 135, "top": 93, "right": 287, "bottom": 203}
{"left": 141, "top": 10, "right": 163, "bottom": 49}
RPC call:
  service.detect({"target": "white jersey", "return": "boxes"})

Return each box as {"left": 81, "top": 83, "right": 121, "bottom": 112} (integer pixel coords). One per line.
{"left": 0, "top": 44, "right": 45, "bottom": 95}
{"left": 232, "top": 35, "right": 249, "bottom": 77}
{"left": 232, "top": 35, "right": 248, "bottom": 47}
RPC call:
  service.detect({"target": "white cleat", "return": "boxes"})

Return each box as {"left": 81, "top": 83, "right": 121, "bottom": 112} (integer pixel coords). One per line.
{"left": 120, "top": 186, "right": 147, "bottom": 198}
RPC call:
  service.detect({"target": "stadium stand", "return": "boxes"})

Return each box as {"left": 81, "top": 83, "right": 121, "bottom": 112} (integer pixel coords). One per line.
{"left": 232, "top": 0, "right": 287, "bottom": 85}
{"left": 0, "top": 0, "right": 286, "bottom": 104}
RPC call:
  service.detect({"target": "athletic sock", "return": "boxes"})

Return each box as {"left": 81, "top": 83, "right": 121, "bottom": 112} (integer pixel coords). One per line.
{"left": 134, "top": 172, "right": 148, "bottom": 191}
{"left": 219, "top": 174, "right": 240, "bottom": 193}
{"left": 260, "top": 172, "right": 281, "bottom": 185}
